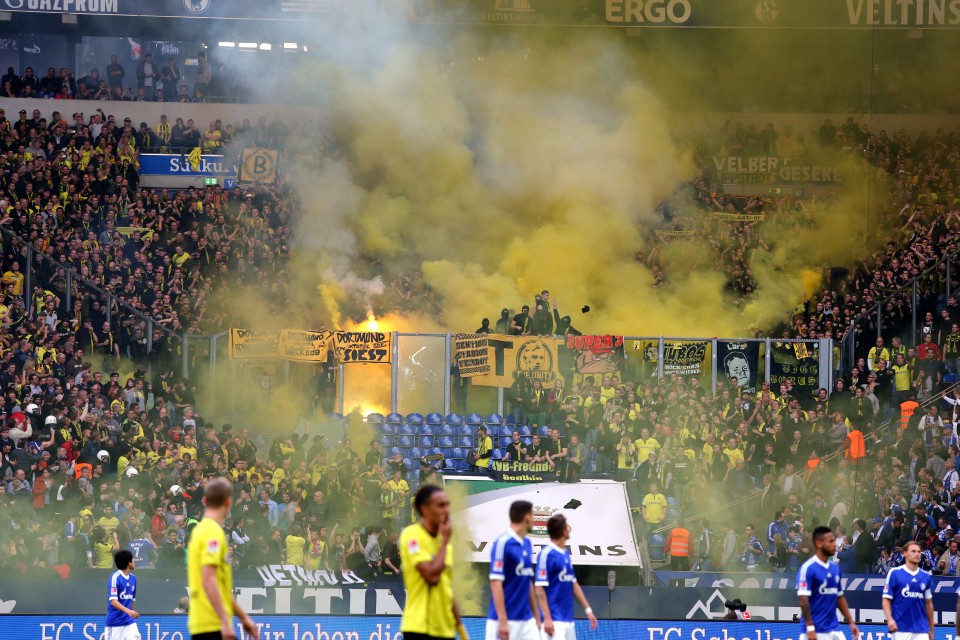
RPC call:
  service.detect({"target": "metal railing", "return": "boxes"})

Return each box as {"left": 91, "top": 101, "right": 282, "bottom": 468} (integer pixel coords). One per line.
{"left": 0, "top": 226, "right": 189, "bottom": 378}
{"left": 839, "top": 245, "right": 960, "bottom": 375}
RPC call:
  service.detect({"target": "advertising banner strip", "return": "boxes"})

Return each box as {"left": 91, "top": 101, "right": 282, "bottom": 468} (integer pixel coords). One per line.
{"left": 139, "top": 153, "right": 237, "bottom": 178}
{"left": 0, "top": 617, "right": 956, "bottom": 640}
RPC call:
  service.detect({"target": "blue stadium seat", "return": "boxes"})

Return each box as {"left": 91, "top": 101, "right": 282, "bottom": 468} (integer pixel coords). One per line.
{"left": 444, "top": 458, "right": 457, "bottom": 470}
{"left": 408, "top": 447, "right": 423, "bottom": 459}
{"left": 518, "top": 425, "right": 532, "bottom": 436}
{"left": 538, "top": 426, "right": 550, "bottom": 436}
{"left": 459, "top": 424, "right": 477, "bottom": 436}
{"left": 666, "top": 508, "right": 681, "bottom": 522}
{"left": 586, "top": 460, "right": 597, "bottom": 473}
{"left": 419, "top": 435, "right": 435, "bottom": 448}
{"left": 647, "top": 535, "right": 665, "bottom": 562}
{"left": 379, "top": 423, "right": 396, "bottom": 435}
{"left": 388, "top": 447, "right": 401, "bottom": 457}
{"left": 451, "top": 447, "right": 465, "bottom": 460}
{"left": 406, "top": 413, "right": 424, "bottom": 427}
{"left": 485, "top": 413, "right": 503, "bottom": 427}
{"left": 500, "top": 425, "right": 514, "bottom": 437}
{"left": 398, "top": 423, "right": 415, "bottom": 435}
{"left": 379, "top": 434, "right": 395, "bottom": 447}
{"left": 399, "top": 435, "right": 415, "bottom": 448}
{"left": 403, "top": 457, "right": 413, "bottom": 470}
{"left": 505, "top": 414, "right": 517, "bottom": 426}
{"left": 466, "top": 413, "right": 483, "bottom": 426}
{"left": 445, "top": 414, "right": 463, "bottom": 427}
{"left": 458, "top": 436, "right": 474, "bottom": 448}
{"left": 418, "top": 424, "right": 436, "bottom": 436}
{"left": 499, "top": 436, "right": 513, "bottom": 448}
{"left": 426, "top": 412, "right": 443, "bottom": 426}
{"left": 440, "top": 424, "right": 456, "bottom": 437}
{"left": 366, "top": 412, "right": 385, "bottom": 425}
{"left": 406, "top": 470, "right": 420, "bottom": 482}
{"left": 441, "top": 448, "right": 455, "bottom": 460}
{"left": 429, "top": 447, "right": 443, "bottom": 457}
{"left": 438, "top": 435, "right": 455, "bottom": 448}
{"left": 386, "top": 412, "right": 404, "bottom": 425}
{"left": 491, "top": 449, "right": 504, "bottom": 460}
{"left": 946, "top": 374, "right": 959, "bottom": 385}
{"left": 666, "top": 497, "right": 678, "bottom": 508}
{"left": 521, "top": 436, "right": 532, "bottom": 446}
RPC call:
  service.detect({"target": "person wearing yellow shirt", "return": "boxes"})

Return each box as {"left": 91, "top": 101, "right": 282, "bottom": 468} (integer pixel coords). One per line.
{"left": 97, "top": 505, "right": 120, "bottom": 534}
{"left": 93, "top": 529, "right": 120, "bottom": 568}
{"left": 2, "top": 260, "right": 24, "bottom": 296}
{"left": 285, "top": 523, "right": 307, "bottom": 566}
{"left": 868, "top": 337, "right": 890, "bottom": 371}
{"left": 399, "top": 485, "right": 466, "bottom": 640}
{"left": 203, "top": 122, "right": 222, "bottom": 150}
{"left": 187, "top": 477, "right": 258, "bottom": 640}
{"left": 634, "top": 428, "right": 661, "bottom": 462}
{"left": 721, "top": 438, "right": 745, "bottom": 468}
{"left": 156, "top": 115, "right": 172, "bottom": 145}
{"left": 641, "top": 483, "right": 668, "bottom": 525}
{"left": 470, "top": 425, "right": 494, "bottom": 472}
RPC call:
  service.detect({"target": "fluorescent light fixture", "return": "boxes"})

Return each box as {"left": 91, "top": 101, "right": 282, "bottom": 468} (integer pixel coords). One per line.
{"left": 218, "top": 41, "right": 236, "bottom": 48}
{"left": 283, "top": 42, "right": 298, "bottom": 50}
{"left": 238, "top": 42, "right": 257, "bottom": 48}
{"left": 259, "top": 43, "right": 272, "bottom": 50}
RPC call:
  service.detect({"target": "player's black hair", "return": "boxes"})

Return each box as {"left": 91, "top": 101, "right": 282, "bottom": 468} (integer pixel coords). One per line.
{"left": 509, "top": 500, "right": 534, "bottom": 524}
{"left": 811, "top": 526, "right": 833, "bottom": 544}
{"left": 413, "top": 484, "right": 445, "bottom": 516}
{"left": 114, "top": 549, "right": 134, "bottom": 570}
{"left": 546, "top": 513, "right": 568, "bottom": 540}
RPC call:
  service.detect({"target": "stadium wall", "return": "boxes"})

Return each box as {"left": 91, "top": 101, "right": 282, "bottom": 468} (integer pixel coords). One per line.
{"left": 2, "top": 617, "right": 955, "bottom": 640}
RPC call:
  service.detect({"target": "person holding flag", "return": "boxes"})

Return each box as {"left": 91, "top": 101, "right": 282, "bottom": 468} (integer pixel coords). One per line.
{"left": 882, "top": 540, "right": 934, "bottom": 640}
{"left": 399, "top": 484, "right": 468, "bottom": 640}
{"left": 534, "top": 513, "right": 598, "bottom": 640}
{"left": 797, "top": 526, "right": 860, "bottom": 640}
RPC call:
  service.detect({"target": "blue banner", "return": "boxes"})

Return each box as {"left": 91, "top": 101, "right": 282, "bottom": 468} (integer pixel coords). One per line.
{"left": 654, "top": 571, "right": 960, "bottom": 592}
{"left": 139, "top": 153, "right": 237, "bottom": 177}
{"left": 3, "top": 617, "right": 958, "bottom": 640}
{"left": 0, "top": 0, "right": 274, "bottom": 19}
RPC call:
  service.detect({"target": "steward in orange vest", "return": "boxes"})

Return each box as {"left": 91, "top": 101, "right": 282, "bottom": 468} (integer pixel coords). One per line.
{"left": 845, "top": 428, "right": 866, "bottom": 465}
{"left": 664, "top": 520, "right": 691, "bottom": 570}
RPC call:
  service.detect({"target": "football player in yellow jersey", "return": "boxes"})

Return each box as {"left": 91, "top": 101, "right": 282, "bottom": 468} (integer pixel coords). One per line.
{"left": 187, "top": 478, "right": 259, "bottom": 640}
{"left": 400, "top": 485, "right": 468, "bottom": 640}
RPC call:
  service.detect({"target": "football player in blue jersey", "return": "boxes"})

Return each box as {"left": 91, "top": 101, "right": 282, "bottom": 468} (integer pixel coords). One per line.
{"left": 105, "top": 549, "right": 140, "bottom": 640}
{"left": 534, "top": 514, "right": 598, "bottom": 640}
{"left": 797, "top": 526, "right": 859, "bottom": 640}
{"left": 487, "top": 500, "right": 539, "bottom": 640}
{"left": 882, "top": 540, "right": 934, "bottom": 640}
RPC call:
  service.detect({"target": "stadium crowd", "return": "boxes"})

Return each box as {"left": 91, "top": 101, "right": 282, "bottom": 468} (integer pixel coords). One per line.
{"left": 2, "top": 102, "right": 960, "bottom": 581}
{"left": 0, "top": 52, "right": 240, "bottom": 103}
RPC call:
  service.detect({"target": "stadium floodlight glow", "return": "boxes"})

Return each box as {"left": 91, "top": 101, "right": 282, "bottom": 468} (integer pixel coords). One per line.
{"left": 238, "top": 42, "right": 257, "bottom": 49}
{"left": 303, "top": 45, "right": 309, "bottom": 52}
{"left": 283, "top": 42, "right": 298, "bottom": 50}
{"left": 218, "top": 41, "right": 236, "bottom": 48}
{"left": 259, "top": 43, "right": 272, "bottom": 50}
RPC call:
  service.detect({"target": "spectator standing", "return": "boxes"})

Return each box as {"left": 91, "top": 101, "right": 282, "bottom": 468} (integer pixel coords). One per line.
{"left": 136, "top": 53, "right": 157, "bottom": 101}
{"left": 194, "top": 52, "right": 212, "bottom": 97}
{"left": 664, "top": 519, "right": 691, "bottom": 570}
{"left": 106, "top": 55, "right": 124, "bottom": 92}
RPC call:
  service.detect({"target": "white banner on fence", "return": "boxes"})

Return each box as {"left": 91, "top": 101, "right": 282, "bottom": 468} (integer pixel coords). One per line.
{"left": 446, "top": 478, "right": 642, "bottom": 567}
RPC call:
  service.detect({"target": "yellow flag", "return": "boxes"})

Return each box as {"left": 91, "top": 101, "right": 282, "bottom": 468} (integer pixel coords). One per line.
{"left": 188, "top": 147, "right": 202, "bottom": 172}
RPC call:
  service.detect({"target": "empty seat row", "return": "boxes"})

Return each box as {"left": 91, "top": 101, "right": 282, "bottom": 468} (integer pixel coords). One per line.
{"left": 367, "top": 412, "right": 504, "bottom": 428}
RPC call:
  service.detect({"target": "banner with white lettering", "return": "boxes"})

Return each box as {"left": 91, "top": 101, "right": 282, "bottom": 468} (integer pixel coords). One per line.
{"left": 716, "top": 340, "right": 761, "bottom": 393}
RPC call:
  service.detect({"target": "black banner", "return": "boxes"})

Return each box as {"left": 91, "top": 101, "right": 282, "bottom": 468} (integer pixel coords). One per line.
{"left": 489, "top": 459, "right": 559, "bottom": 482}
{"left": 769, "top": 341, "right": 820, "bottom": 392}
{"left": 716, "top": 340, "right": 760, "bottom": 393}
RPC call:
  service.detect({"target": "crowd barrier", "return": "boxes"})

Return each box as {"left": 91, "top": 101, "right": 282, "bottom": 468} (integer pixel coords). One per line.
{"left": 8, "top": 617, "right": 959, "bottom": 640}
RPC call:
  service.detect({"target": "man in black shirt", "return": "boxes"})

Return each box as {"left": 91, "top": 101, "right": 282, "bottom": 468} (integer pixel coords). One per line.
{"left": 505, "top": 430, "right": 527, "bottom": 462}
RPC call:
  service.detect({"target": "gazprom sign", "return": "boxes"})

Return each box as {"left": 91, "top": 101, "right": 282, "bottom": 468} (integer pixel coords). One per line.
{"left": 139, "top": 153, "right": 237, "bottom": 188}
